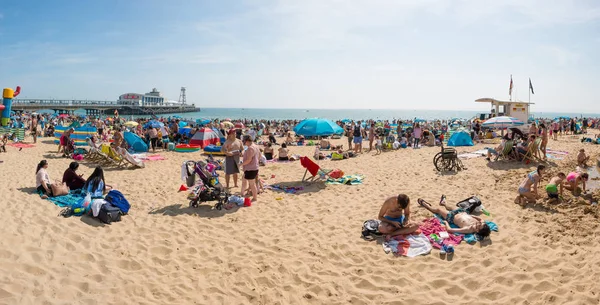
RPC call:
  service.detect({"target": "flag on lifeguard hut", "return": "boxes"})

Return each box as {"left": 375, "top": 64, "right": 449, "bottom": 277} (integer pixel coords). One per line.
{"left": 529, "top": 78, "right": 535, "bottom": 94}
{"left": 509, "top": 75, "right": 513, "bottom": 100}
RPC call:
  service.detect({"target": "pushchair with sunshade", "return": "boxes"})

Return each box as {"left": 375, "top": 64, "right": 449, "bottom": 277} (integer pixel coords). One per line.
{"left": 185, "top": 160, "right": 229, "bottom": 210}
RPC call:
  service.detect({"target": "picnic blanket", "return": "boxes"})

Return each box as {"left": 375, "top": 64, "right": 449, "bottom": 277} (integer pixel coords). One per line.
{"left": 46, "top": 189, "right": 86, "bottom": 208}
{"left": 325, "top": 174, "right": 365, "bottom": 185}
{"left": 8, "top": 143, "right": 35, "bottom": 148}
{"left": 431, "top": 215, "right": 498, "bottom": 244}
{"left": 131, "top": 153, "right": 166, "bottom": 161}
{"left": 420, "top": 218, "right": 463, "bottom": 248}
{"left": 382, "top": 232, "right": 432, "bottom": 257}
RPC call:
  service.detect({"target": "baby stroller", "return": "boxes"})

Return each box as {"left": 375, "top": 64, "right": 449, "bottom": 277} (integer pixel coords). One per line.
{"left": 186, "top": 160, "right": 229, "bottom": 210}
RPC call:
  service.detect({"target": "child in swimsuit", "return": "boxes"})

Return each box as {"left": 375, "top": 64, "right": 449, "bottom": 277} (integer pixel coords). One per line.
{"left": 515, "top": 165, "right": 545, "bottom": 206}
{"left": 566, "top": 172, "right": 589, "bottom": 195}
{"left": 577, "top": 149, "right": 590, "bottom": 167}
{"left": 546, "top": 173, "right": 566, "bottom": 204}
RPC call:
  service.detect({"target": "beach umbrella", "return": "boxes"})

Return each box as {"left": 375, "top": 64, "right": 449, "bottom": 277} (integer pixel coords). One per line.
{"left": 482, "top": 116, "right": 524, "bottom": 129}
{"left": 414, "top": 118, "right": 426, "bottom": 123}
{"left": 196, "top": 118, "right": 211, "bottom": 126}
{"left": 190, "top": 127, "right": 220, "bottom": 148}
{"left": 58, "top": 114, "right": 69, "bottom": 118}
{"left": 235, "top": 122, "right": 244, "bottom": 129}
{"left": 173, "top": 115, "right": 182, "bottom": 119}
{"left": 124, "top": 121, "right": 138, "bottom": 127}
{"left": 341, "top": 119, "right": 351, "bottom": 124}
{"left": 509, "top": 127, "right": 525, "bottom": 139}
{"left": 144, "top": 120, "right": 164, "bottom": 129}
{"left": 293, "top": 118, "right": 344, "bottom": 137}
{"left": 223, "top": 118, "right": 231, "bottom": 122}
{"left": 179, "top": 121, "right": 188, "bottom": 128}
{"left": 222, "top": 121, "right": 234, "bottom": 128}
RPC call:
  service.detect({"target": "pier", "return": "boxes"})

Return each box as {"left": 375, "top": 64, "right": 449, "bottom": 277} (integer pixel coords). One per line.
{"left": 12, "top": 98, "right": 199, "bottom": 115}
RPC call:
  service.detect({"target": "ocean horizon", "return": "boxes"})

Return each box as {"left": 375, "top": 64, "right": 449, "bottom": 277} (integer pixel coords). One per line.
{"left": 62, "top": 107, "right": 600, "bottom": 121}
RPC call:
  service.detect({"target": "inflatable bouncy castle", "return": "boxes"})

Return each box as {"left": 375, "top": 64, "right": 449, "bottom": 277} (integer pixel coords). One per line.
{"left": 1, "top": 86, "right": 21, "bottom": 126}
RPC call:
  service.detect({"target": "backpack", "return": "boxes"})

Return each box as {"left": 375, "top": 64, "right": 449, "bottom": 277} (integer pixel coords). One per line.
{"left": 361, "top": 220, "right": 382, "bottom": 239}
{"left": 97, "top": 203, "right": 122, "bottom": 224}
{"left": 104, "top": 190, "right": 130, "bottom": 214}
{"left": 456, "top": 196, "right": 482, "bottom": 214}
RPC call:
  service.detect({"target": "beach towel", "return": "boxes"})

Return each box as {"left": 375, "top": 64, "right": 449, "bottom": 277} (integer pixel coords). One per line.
{"left": 431, "top": 215, "right": 498, "bottom": 244}
{"left": 546, "top": 149, "right": 569, "bottom": 155}
{"left": 419, "top": 218, "right": 463, "bottom": 248}
{"left": 266, "top": 184, "right": 304, "bottom": 194}
{"left": 325, "top": 174, "right": 365, "bottom": 185}
{"left": 457, "top": 149, "right": 488, "bottom": 159}
{"left": 8, "top": 143, "right": 35, "bottom": 148}
{"left": 382, "top": 233, "right": 432, "bottom": 257}
{"left": 46, "top": 190, "right": 87, "bottom": 208}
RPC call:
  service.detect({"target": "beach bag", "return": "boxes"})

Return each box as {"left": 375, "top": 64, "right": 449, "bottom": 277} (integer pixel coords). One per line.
{"left": 97, "top": 203, "right": 122, "bottom": 224}
{"left": 456, "top": 196, "right": 482, "bottom": 214}
{"left": 51, "top": 182, "right": 70, "bottom": 197}
{"left": 361, "top": 219, "right": 382, "bottom": 239}
{"left": 104, "top": 190, "right": 130, "bottom": 214}
{"left": 329, "top": 169, "right": 344, "bottom": 179}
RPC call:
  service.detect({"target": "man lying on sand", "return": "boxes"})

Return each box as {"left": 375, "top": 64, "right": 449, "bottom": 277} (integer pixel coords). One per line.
{"left": 515, "top": 165, "right": 545, "bottom": 206}
{"left": 418, "top": 198, "right": 491, "bottom": 238}
{"left": 377, "top": 194, "right": 419, "bottom": 237}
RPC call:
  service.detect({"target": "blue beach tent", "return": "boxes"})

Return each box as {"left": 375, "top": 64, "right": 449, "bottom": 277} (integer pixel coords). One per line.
{"left": 447, "top": 130, "right": 474, "bottom": 147}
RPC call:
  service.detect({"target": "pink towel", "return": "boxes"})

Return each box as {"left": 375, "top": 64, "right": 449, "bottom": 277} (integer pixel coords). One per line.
{"left": 8, "top": 143, "right": 35, "bottom": 148}
{"left": 419, "top": 218, "right": 463, "bottom": 249}
{"left": 145, "top": 155, "right": 165, "bottom": 161}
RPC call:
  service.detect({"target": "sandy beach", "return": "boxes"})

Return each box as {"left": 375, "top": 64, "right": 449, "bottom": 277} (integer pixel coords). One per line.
{"left": 1, "top": 131, "right": 600, "bottom": 305}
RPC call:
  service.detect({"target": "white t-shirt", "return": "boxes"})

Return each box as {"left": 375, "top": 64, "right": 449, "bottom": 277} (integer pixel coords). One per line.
{"left": 36, "top": 168, "right": 50, "bottom": 188}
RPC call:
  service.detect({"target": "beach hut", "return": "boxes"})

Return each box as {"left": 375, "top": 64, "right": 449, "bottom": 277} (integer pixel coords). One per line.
{"left": 447, "top": 130, "right": 474, "bottom": 147}
{"left": 124, "top": 132, "right": 148, "bottom": 152}
{"left": 190, "top": 127, "right": 221, "bottom": 148}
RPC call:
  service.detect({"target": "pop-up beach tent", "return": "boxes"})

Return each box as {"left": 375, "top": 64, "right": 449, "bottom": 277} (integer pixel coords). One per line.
{"left": 124, "top": 131, "right": 148, "bottom": 152}
{"left": 447, "top": 130, "right": 474, "bottom": 147}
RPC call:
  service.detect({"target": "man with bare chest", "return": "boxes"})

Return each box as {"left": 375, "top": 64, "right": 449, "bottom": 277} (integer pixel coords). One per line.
{"left": 378, "top": 194, "right": 420, "bottom": 237}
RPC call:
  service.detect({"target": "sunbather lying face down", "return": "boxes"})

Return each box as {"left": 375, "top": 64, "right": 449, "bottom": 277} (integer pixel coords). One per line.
{"left": 378, "top": 194, "right": 420, "bottom": 237}
{"left": 418, "top": 198, "right": 490, "bottom": 238}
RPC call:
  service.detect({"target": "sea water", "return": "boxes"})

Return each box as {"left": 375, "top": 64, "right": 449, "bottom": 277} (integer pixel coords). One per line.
{"left": 64, "top": 108, "right": 600, "bottom": 121}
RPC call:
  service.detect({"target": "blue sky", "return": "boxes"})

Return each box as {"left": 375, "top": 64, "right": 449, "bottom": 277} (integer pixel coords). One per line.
{"left": 0, "top": 0, "right": 599, "bottom": 112}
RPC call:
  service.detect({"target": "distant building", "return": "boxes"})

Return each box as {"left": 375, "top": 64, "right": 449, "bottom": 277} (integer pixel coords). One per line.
{"left": 118, "top": 88, "right": 166, "bottom": 106}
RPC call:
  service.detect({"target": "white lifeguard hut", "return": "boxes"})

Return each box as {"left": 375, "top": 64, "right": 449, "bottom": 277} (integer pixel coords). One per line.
{"left": 475, "top": 98, "right": 533, "bottom": 128}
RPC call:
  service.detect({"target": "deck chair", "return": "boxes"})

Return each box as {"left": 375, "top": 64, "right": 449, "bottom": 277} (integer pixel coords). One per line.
{"left": 101, "top": 144, "right": 125, "bottom": 167}
{"left": 496, "top": 140, "right": 515, "bottom": 161}
{"left": 522, "top": 140, "right": 539, "bottom": 163}
{"left": 300, "top": 156, "right": 333, "bottom": 182}
{"left": 115, "top": 147, "right": 145, "bottom": 168}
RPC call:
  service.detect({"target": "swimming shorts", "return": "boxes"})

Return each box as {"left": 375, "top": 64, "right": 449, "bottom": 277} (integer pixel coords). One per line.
{"left": 384, "top": 215, "right": 405, "bottom": 227}
{"left": 353, "top": 136, "right": 363, "bottom": 144}
{"left": 244, "top": 170, "right": 258, "bottom": 180}
{"left": 445, "top": 208, "right": 465, "bottom": 225}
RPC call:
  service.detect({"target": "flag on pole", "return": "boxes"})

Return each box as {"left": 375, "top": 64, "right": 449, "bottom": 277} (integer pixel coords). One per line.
{"left": 529, "top": 78, "right": 534, "bottom": 94}
{"left": 509, "top": 75, "right": 513, "bottom": 96}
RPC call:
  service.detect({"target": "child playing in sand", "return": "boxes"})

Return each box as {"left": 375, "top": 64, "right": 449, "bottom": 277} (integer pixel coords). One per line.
{"left": 546, "top": 173, "right": 566, "bottom": 204}
{"left": 375, "top": 135, "right": 382, "bottom": 154}
{"left": 515, "top": 165, "right": 545, "bottom": 206}
{"left": 565, "top": 172, "right": 589, "bottom": 195}
{"left": 577, "top": 149, "right": 590, "bottom": 167}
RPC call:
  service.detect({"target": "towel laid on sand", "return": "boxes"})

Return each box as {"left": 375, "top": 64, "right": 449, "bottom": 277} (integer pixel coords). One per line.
{"left": 382, "top": 232, "right": 432, "bottom": 257}
{"left": 419, "top": 218, "right": 463, "bottom": 248}
{"left": 8, "top": 143, "right": 35, "bottom": 148}
{"left": 458, "top": 149, "right": 489, "bottom": 159}
{"left": 266, "top": 184, "right": 304, "bottom": 194}
{"left": 47, "top": 190, "right": 86, "bottom": 208}
{"left": 326, "top": 174, "right": 365, "bottom": 185}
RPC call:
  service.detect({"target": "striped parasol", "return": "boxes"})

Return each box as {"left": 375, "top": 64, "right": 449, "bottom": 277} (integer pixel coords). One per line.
{"left": 482, "top": 116, "right": 524, "bottom": 129}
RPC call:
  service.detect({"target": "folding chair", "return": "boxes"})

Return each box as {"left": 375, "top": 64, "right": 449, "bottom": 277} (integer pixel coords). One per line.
{"left": 496, "top": 140, "right": 515, "bottom": 161}
{"left": 300, "top": 156, "right": 333, "bottom": 182}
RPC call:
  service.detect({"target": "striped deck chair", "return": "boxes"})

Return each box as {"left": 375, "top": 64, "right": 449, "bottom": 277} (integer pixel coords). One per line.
{"left": 496, "top": 140, "right": 515, "bottom": 161}
{"left": 522, "top": 139, "right": 541, "bottom": 163}
{"left": 100, "top": 144, "right": 125, "bottom": 167}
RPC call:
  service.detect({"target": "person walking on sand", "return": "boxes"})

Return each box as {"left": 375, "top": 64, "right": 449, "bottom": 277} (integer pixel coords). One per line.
{"left": 240, "top": 135, "right": 260, "bottom": 202}
{"left": 31, "top": 115, "right": 38, "bottom": 144}
{"left": 353, "top": 121, "right": 363, "bottom": 154}
{"left": 346, "top": 123, "right": 353, "bottom": 151}
{"left": 515, "top": 165, "right": 545, "bottom": 206}
{"left": 368, "top": 123, "right": 375, "bottom": 152}
{"left": 539, "top": 123, "right": 548, "bottom": 160}
{"left": 412, "top": 123, "right": 422, "bottom": 149}
{"left": 222, "top": 130, "right": 243, "bottom": 189}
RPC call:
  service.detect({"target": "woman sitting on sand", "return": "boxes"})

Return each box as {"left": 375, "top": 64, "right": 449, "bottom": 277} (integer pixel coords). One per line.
{"left": 285, "top": 132, "right": 294, "bottom": 145}
{"left": 84, "top": 166, "right": 112, "bottom": 198}
{"left": 36, "top": 160, "right": 53, "bottom": 198}
{"left": 62, "top": 162, "right": 86, "bottom": 190}
{"left": 278, "top": 143, "right": 290, "bottom": 161}
{"left": 263, "top": 142, "right": 274, "bottom": 160}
